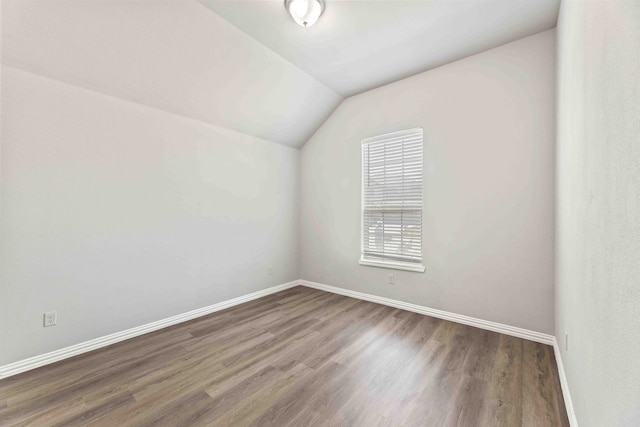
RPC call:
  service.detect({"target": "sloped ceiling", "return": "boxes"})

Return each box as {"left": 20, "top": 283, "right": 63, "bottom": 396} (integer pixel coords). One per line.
{"left": 1, "top": 0, "right": 341, "bottom": 148}
{"left": 2, "top": 0, "right": 559, "bottom": 148}
{"left": 200, "top": 0, "right": 560, "bottom": 96}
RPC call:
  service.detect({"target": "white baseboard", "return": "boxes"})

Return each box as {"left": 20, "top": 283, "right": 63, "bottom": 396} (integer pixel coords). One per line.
{"left": 553, "top": 338, "right": 579, "bottom": 427}
{"left": 299, "top": 280, "right": 579, "bottom": 422}
{"left": 299, "top": 280, "right": 555, "bottom": 345}
{"left": 1, "top": 277, "right": 573, "bottom": 425}
{"left": 0, "top": 281, "right": 299, "bottom": 379}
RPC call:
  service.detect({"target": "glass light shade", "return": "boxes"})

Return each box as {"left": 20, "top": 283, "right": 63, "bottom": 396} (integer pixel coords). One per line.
{"left": 285, "top": 0, "right": 324, "bottom": 28}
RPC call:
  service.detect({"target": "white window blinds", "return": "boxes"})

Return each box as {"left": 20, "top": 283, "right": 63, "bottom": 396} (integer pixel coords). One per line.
{"left": 361, "top": 128, "right": 424, "bottom": 271}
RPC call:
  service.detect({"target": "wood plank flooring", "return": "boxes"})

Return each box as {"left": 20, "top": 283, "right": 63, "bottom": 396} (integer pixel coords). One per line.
{"left": 0, "top": 286, "right": 569, "bottom": 426}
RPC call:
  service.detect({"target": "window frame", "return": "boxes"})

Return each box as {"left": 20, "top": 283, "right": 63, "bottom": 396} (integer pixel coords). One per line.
{"left": 359, "top": 128, "right": 425, "bottom": 273}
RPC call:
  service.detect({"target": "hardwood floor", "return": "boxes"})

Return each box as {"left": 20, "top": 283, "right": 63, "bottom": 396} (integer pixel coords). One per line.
{"left": 0, "top": 286, "right": 569, "bottom": 426}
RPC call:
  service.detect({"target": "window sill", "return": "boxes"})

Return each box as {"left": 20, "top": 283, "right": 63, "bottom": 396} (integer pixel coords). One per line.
{"left": 359, "top": 258, "right": 425, "bottom": 273}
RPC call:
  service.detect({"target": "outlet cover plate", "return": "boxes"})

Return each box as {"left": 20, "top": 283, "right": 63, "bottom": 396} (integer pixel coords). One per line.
{"left": 44, "top": 311, "right": 57, "bottom": 327}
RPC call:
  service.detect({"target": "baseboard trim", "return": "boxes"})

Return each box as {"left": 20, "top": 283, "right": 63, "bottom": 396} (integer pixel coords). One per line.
{"left": 299, "top": 280, "right": 575, "bottom": 423}
{"left": 552, "top": 338, "right": 579, "bottom": 427}
{"left": 299, "top": 280, "right": 555, "bottom": 345}
{"left": 0, "top": 276, "right": 569, "bottom": 421}
{"left": 0, "top": 281, "right": 299, "bottom": 379}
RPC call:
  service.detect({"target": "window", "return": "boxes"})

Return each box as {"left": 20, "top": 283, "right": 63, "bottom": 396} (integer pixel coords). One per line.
{"left": 360, "top": 128, "right": 425, "bottom": 272}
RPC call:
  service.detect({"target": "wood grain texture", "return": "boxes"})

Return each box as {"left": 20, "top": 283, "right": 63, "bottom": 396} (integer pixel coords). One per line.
{"left": 0, "top": 286, "right": 569, "bottom": 426}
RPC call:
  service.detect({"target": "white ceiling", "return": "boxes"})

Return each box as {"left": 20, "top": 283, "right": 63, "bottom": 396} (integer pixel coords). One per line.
{"left": 200, "top": 0, "right": 560, "bottom": 96}
{"left": 2, "top": 0, "right": 559, "bottom": 148}
{"left": 2, "top": 0, "right": 341, "bottom": 148}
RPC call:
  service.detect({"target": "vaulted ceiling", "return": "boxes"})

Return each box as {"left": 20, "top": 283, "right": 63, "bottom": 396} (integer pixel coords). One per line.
{"left": 200, "top": 0, "right": 560, "bottom": 97}
{"left": 2, "top": 0, "right": 341, "bottom": 148}
{"left": 2, "top": 0, "right": 559, "bottom": 148}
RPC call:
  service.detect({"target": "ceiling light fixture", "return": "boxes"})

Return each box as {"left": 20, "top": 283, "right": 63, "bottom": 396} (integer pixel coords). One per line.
{"left": 284, "top": 0, "right": 324, "bottom": 28}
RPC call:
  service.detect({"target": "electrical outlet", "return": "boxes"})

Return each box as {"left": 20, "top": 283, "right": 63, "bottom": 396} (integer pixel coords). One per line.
{"left": 387, "top": 273, "right": 394, "bottom": 285}
{"left": 43, "top": 311, "right": 57, "bottom": 327}
{"left": 268, "top": 265, "right": 274, "bottom": 276}
{"left": 565, "top": 332, "right": 569, "bottom": 351}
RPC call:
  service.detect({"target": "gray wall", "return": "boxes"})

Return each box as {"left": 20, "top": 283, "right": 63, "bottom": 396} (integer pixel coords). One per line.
{"left": 0, "top": 1, "right": 4, "bottom": 360}
{"left": 300, "top": 30, "right": 556, "bottom": 334}
{"left": 0, "top": 67, "right": 299, "bottom": 365}
{"left": 556, "top": 1, "right": 640, "bottom": 426}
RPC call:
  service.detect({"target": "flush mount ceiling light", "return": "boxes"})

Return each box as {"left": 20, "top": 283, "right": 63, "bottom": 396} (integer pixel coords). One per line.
{"left": 284, "top": 0, "right": 325, "bottom": 28}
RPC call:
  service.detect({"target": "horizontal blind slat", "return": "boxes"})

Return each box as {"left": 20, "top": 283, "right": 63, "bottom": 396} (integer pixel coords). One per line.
{"left": 362, "top": 129, "right": 424, "bottom": 264}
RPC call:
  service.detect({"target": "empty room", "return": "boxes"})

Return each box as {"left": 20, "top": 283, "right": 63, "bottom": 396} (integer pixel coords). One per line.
{"left": 0, "top": 0, "right": 638, "bottom": 426}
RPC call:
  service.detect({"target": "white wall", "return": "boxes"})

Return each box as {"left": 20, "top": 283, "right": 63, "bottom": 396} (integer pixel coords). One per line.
{"left": 556, "top": 1, "right": 640, "bottom": 426}
{"left": 300, "top": 30, "right": 556, "bottom": 334}
{"left": 0, "top": 67, "right": 299, "bottom": 365}
{"left": 0, "top": 0, "right": 4, "bottom": 358}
